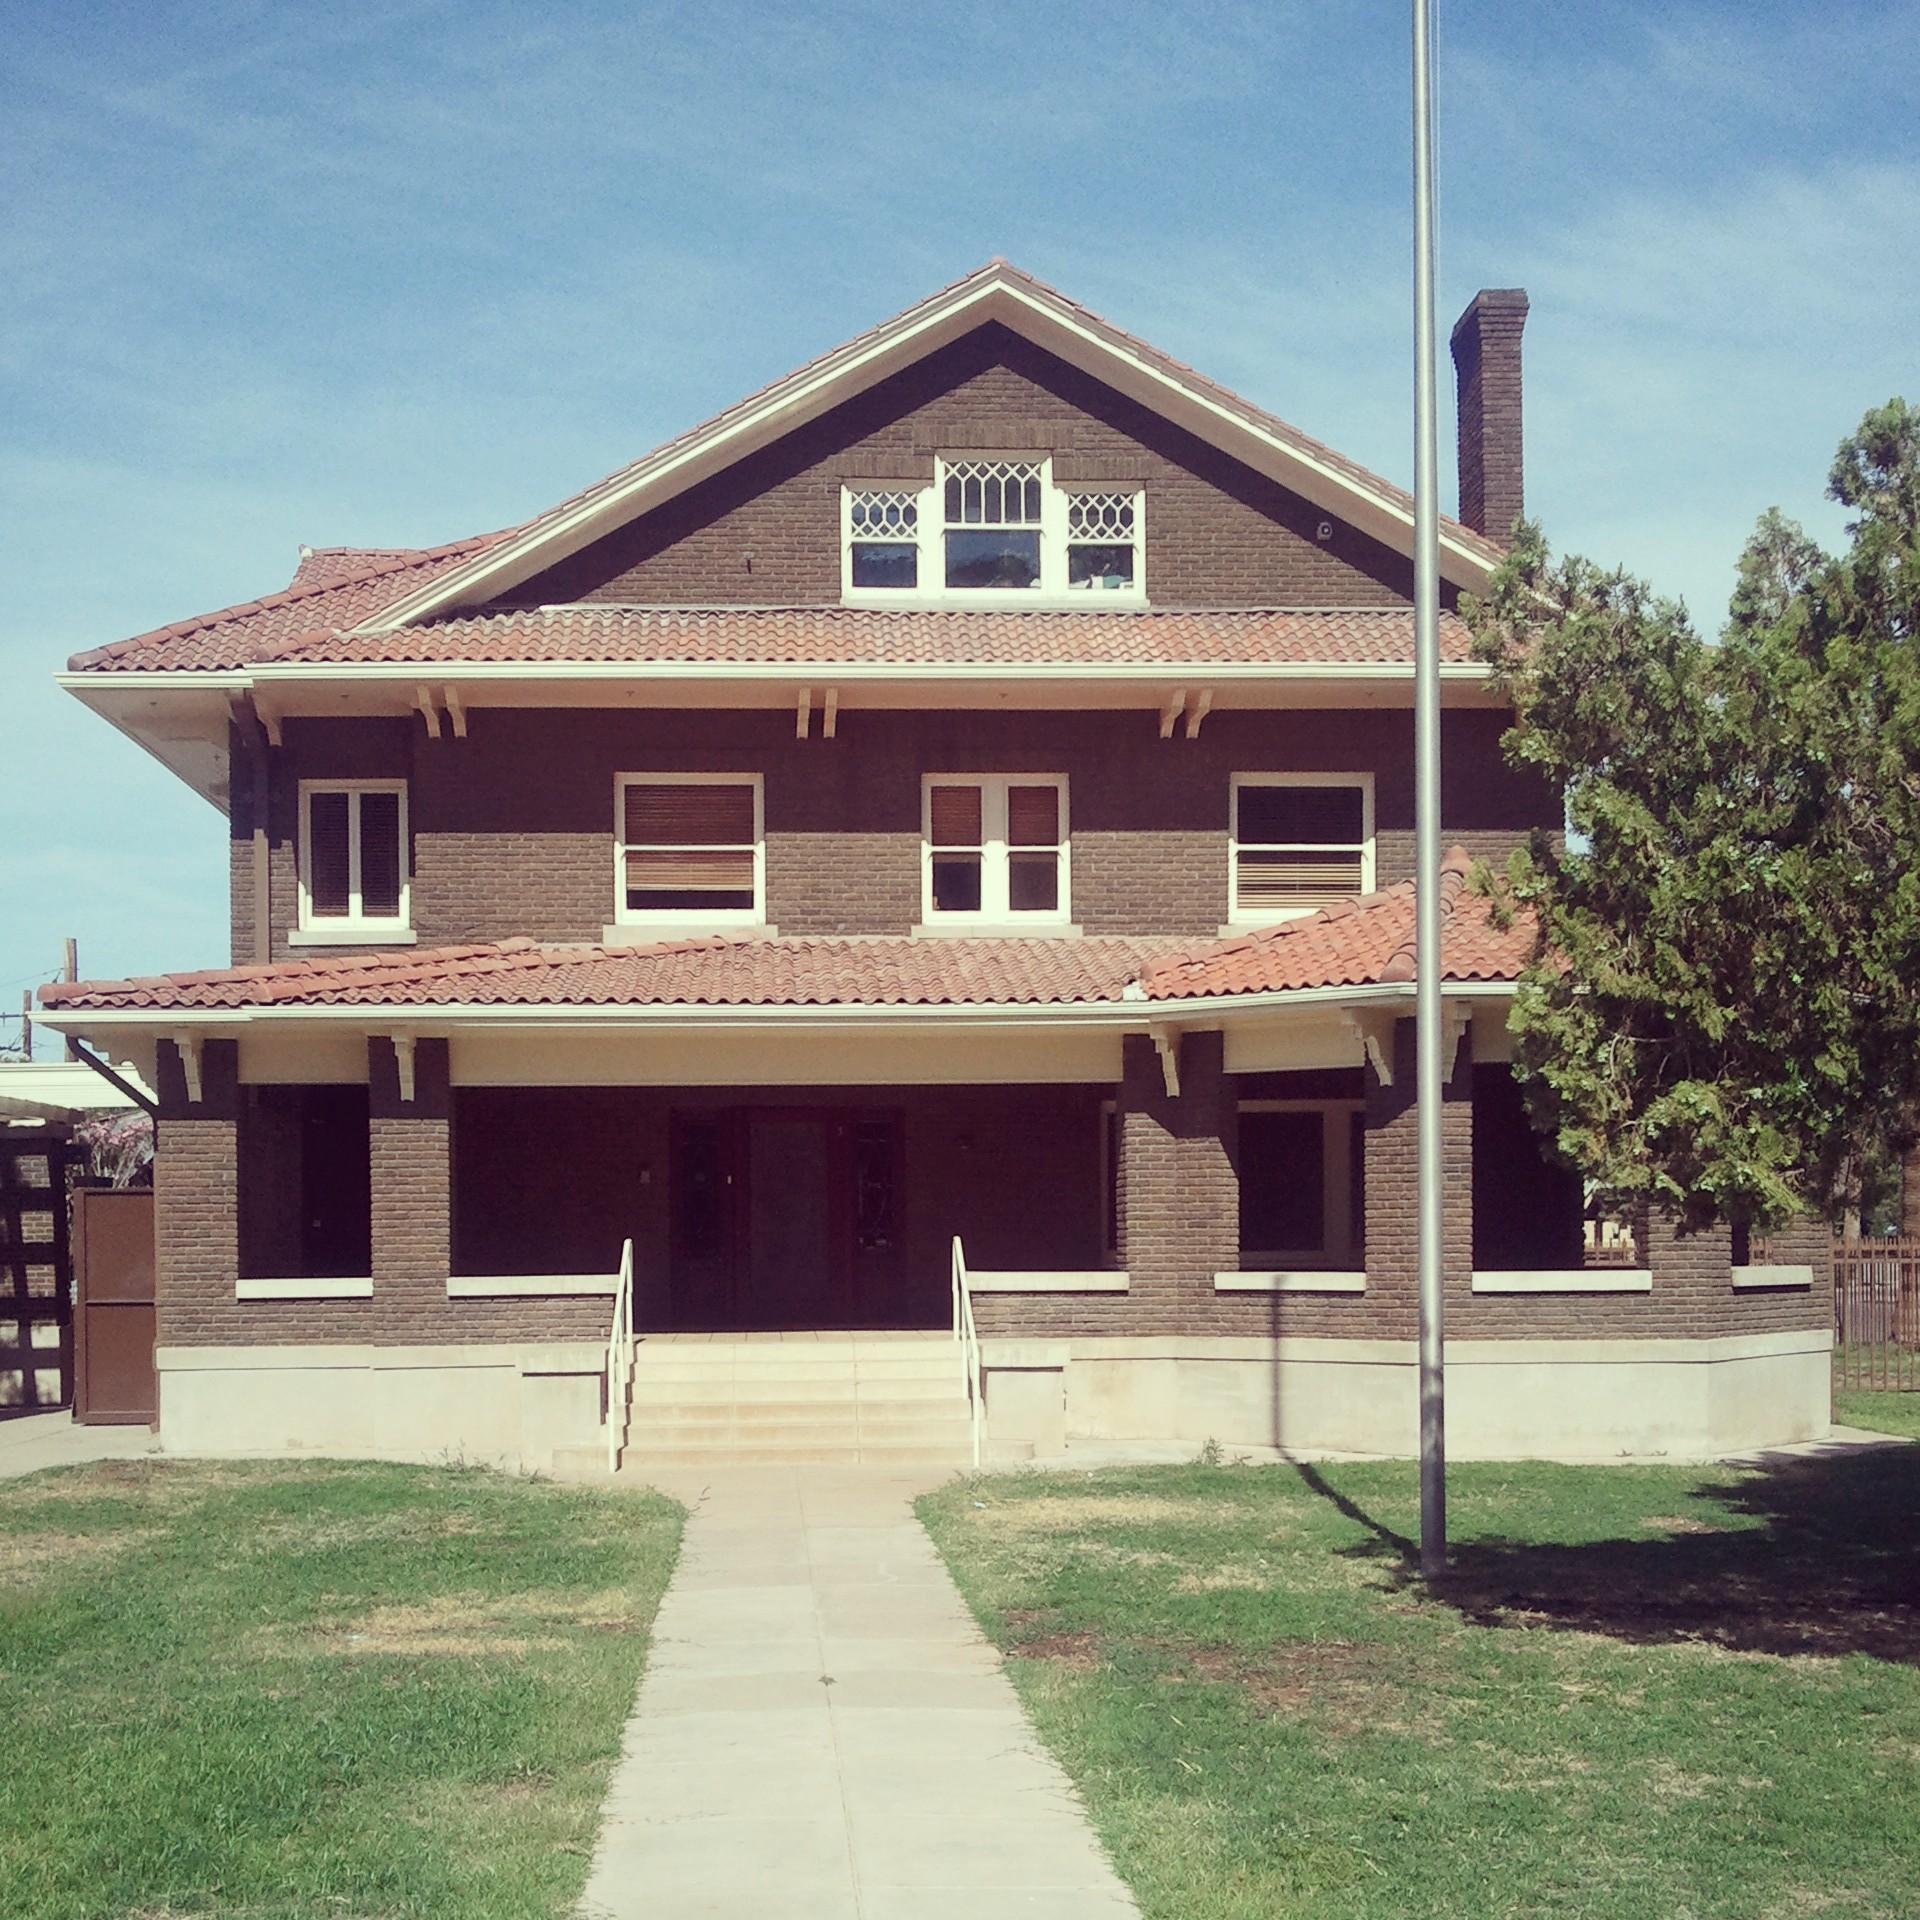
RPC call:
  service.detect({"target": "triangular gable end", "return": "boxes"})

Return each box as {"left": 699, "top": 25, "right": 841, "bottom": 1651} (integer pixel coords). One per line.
{"left": 363, "top": 261, "right": 1505, "bottom": 632}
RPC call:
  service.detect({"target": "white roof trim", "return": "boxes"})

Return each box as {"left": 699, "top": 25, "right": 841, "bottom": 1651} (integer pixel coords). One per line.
{"left": 363, "top": 266, "right": 1500, "bottom": 630}
{"left": 36, "top": 979, "right": 1515, "bottom": 1036}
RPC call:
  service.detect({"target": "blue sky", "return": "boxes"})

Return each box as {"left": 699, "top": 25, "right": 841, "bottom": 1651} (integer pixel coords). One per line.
{"left": 3, "top": 0, "right": 1916, "bottom": 1040}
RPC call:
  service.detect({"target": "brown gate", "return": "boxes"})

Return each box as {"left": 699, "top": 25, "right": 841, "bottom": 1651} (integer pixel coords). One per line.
{"left": 72, "top": 1187, "right": 157, "bottom": 1425}
{"left": 1833, "top": 1237, "right": 1920, "bottom": 1394}
{"left": 0, "top": 1131, "right": 73, "bottom": 1415}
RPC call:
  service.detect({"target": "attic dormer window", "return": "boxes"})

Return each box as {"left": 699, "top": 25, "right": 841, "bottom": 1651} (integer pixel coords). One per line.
{"left": 943, "top": 459, "right": 1044, "bottom": 588}
{"left": 841, "top": 458, "right": 1144, "bottom": 603}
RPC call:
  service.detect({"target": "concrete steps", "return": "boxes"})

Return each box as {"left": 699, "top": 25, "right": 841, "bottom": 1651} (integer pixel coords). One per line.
{"left": 562, "top": 1331, "right": 985, "bottom": 1474}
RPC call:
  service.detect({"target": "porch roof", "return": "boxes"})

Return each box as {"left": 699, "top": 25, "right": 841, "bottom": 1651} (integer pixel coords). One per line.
{"left": 40, "top": 851, "right": 1535, "bottom": 1019}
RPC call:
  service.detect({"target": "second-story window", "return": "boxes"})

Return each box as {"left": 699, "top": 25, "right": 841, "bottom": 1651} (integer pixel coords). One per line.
{"left": 923, "top": 775, "right": 1069, "bottom": 924}
{"left": 1230, "top": 774, "right": 1374, "bottom": 923}
{"left": 615, "top": 775, "right": 764, "bottom": 926}
{"left": 297, "top": 780, "right": 409, "bottom": 941}
{"left": 1066, "top": 492, "right": 1138, "bottom": 590}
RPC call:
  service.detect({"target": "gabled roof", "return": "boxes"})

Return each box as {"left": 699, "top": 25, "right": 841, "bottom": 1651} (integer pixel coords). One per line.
{"left": 364, "top": 260, "right": 1505, "bottom": 632}
{"left": 39, "top": 855, "right": 1536, "bottom": 1019}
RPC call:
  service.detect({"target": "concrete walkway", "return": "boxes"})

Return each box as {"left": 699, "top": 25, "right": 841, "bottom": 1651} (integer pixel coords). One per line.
{"left": 578, "top": 1467, "right": 1140, "bottom": 1919}
{"left": 0, "top": 1411, "right": 159, "bottom": 1481}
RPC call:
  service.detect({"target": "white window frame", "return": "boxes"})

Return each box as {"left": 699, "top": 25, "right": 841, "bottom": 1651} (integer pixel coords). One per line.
{"left": 1228, "top": 772, "right": 1376, "bottom": 927}
{"left": 295, "top": 779, "right": 410, "bottom": 939}
{"left": 841, "top": 457, "right": 1145, "bottom": 606}
{"left": 920, "top": 773, "right": 1071, "bottom": 928}
{"left": 613, "top": 772, "right": 766, "bottom": 931}
{"left": 1238, "top": 1099, "right": 1364, "bottom": 1269}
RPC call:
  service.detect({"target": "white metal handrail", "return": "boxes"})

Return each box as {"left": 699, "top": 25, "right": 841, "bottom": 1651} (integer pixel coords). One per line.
{"left": 950, "top": 1235, "right": 983, "bottom": 1469}
{"left": 605, "top": 1237, "right": 635, "bottom": 1473}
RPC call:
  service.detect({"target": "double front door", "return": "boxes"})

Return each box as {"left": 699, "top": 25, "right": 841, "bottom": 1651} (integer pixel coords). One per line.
{"left": 669, "top": 1107, "right": 907, "bottom": 1330}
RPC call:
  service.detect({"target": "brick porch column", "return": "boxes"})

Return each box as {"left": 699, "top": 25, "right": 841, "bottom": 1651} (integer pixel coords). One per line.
{"left": 369, "top": 1036, "right": 451, "bottom": 1343}
{"left": 1362, "top": 1016, "right": 1472, "bottom": 1339}
{"left": 1116, "top": 1029, "right": 1237, "bottom": 1330}
{"left": 153, "top": 1036, "right": 240, "bottom": 1348}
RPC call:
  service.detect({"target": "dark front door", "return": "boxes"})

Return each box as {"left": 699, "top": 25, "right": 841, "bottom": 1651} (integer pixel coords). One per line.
{"left": 670, "top": 1106, "right": 907, "bottom": 1330}
{"left": 72, "top": 1186, "right": 156, "bottom": 1425}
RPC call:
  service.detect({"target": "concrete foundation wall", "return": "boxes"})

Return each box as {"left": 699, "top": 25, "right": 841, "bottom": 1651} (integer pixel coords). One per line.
{"left": 981, "top": 1327, "right": 1833, "bottom": 1462}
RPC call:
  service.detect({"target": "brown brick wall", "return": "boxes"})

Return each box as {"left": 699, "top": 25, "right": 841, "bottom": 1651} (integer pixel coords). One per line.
{"left": 233, "top": 706, "right": 1553, "bottom": 956}
{"left": 500, "top": 325, "right": 1439, "bottom": 612}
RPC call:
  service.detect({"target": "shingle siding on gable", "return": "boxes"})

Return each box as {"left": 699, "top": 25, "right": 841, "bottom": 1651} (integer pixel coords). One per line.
{"left": 231, "top": 707, "right": 1553, "bottom": 962}
{"left": 499, "top": 325, "right": 1441, "bottom": 612}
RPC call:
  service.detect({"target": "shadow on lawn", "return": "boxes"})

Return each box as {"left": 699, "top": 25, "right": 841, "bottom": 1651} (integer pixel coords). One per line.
{"left": 1325, "top": 1445, "right": 1920, "bottom": 1665}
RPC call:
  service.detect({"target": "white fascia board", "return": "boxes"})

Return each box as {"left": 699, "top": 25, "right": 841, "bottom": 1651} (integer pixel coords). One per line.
{"left": 363, "top": 275, "right": 1496, "bottom": 630}
{"left": 246, "top": 659, "right": 1490, "bottom": 687}
{"left": 35, "top": 979, "right": 1513, "bottom": 1037}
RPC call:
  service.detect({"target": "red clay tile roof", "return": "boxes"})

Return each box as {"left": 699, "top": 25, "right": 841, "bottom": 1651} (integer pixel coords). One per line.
{"left": 40, "top": 935, "right": 1185, "bottom": 1013}
{"left": 66, "top": 533, "right": 511, "bottom": 674}
{"left": 257, "top": 605, "right": 1472, "bottom": 669}
{"left": 1139, "top": 847, "right": 1536, "bottom": 1000}
{"left": 41, "top": 861, "right": 1535, "bottom": 1016}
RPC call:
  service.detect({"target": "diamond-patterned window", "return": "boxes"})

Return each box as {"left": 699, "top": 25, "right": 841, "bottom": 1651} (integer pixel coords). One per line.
{"left": 848, "top": 490, "right": 919, "bottom": 589}
{"left": 1066, "top": 491, "right": 1139, "bottom": 590}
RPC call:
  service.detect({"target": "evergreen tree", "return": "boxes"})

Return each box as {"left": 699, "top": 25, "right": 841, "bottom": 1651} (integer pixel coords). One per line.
{"left": 1468, "top": 400, "right": 1920, "bottom": 1229}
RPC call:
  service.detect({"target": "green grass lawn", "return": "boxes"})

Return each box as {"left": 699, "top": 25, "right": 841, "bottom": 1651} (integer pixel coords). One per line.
{"left": 0, "top": 1459, "right": 681, "bottom": 1920}
{"left": 921, "top": 1446, "right": 1920, "bottom": 1920}
{"left": 1836, "top": 1386, "right": 1920, "bottom": 1440}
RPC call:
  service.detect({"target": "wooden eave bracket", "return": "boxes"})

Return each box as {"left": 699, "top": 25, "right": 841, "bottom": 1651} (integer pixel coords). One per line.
{"left": 170, "top": 1031, "right": 204, "bottom": 1105}
{"left": 1148, "top": 1023, "right": 1182, "bottom": 1097}
{"left": 414, "top": 685, "right": 443, "bottom": 740}
{"left": 795, "top": 687, "right": 838, "bottom": 739}
{"left": 1342, "top": 1003, "right": 1473, "bottom": 1087}
{"left": 443, "top": 685, "right": 468, "bottom": 738}
{"left": 795, "top": 686, "right": 812, "bottom": 740}
{"left": 1342, "top": 1008, "right": 1395, "bottom": 1087}
{"left": 390, "top": 1034, "right": 417, "bottom": 1105}
{"left": 1158, "top": 689, "right": 1213, "bottom": 739}
{"left": 821, "top": 687, "right": 839, "bottom": 739}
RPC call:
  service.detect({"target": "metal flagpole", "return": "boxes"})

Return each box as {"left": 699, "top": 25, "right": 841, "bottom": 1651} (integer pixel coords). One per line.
{"left": 1411, "top": 0, "right": 1447, "bottom": 1577}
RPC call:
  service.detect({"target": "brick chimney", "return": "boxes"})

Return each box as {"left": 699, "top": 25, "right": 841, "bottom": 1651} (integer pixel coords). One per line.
{"left": 1449, "top": 288, "right": 1529, "bottom": 541}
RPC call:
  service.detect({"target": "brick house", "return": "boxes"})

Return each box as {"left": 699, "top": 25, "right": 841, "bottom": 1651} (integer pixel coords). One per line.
{"left": 38, "top": 263, "right": 1830, "bottom": 1468}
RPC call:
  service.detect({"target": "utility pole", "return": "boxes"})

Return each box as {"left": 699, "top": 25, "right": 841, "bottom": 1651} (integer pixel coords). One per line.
{"left": 18, "top": 990, "right": 29, "bottom": 1062}
{"left": 1411, "top": 0, "right": 1448, "bottom": 1578}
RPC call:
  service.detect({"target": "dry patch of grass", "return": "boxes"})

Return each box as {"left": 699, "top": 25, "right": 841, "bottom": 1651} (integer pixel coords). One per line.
{"left": 977, "top": 1494, "right": 1248, "bottom": 1533}
{"left": 0, "top": 1527, "right": 150, "bottom": 1586}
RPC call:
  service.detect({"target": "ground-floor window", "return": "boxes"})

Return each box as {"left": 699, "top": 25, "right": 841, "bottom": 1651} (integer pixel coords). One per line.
{"left": 1238, "top": 1101, "right": 1364, "bottom": 1268}
{"left": 1470, "top": 1066, "right": 1586, "bottom": 1269}
{"left": 237, "top": 1084, "right": 371, "bottom": 1279}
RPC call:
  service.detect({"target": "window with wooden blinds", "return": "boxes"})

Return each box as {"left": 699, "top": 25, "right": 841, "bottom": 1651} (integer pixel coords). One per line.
{"left": 616, "top": 776, "right": 762, "bottom": 921}
{"left": 1230, "top": 775, "right": 1372, "bottom": 921}
{"left": 298, "top": 781, "right": 409, "bottom": 934}
{"left": 921, "top": 774, "right": 1068, "bottom": 924}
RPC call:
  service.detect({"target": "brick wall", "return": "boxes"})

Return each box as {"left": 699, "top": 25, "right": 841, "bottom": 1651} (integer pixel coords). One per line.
{"left": 500, "top": 324, "right": 1439, "bottom": 611}
{"left": 233, "top": 705, "right": 1553, "bottom": 957}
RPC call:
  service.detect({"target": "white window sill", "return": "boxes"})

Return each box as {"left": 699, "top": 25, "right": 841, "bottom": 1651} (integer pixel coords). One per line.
{"left": 1216, "top": 1270, "right": 1366, "bottom": 1293}
{"left": 602, "top": 923, "right": 774, "bottom": 946}
{"left": 1732, "top": 1264, "right": 1814, "bottom": 1290}
{"left": 912, "top": 921, "right": 1082, "bottom": 939}
{"left": 288, "top": 927, "right": 416, "bottom": 948}
{"left": 1472, "top": 1269, "right": 1652, "bottom": 1294}
{"left": 967, "top": 1270, "right": 1129, "bottom": 1293}
{"left": 447, "top": 1274, "right": 621, "bottom": 1298}
{"left": 842, "top": 592, "right": 1148, "bottom": 611}
{"left": 235, "top": 1277, "right": 373, "bottom": 1300}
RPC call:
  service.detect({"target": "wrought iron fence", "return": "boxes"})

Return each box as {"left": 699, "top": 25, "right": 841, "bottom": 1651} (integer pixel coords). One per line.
{"left": 1833, "top": 1237, "right": 1920, "bottom": 1392}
